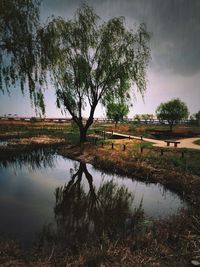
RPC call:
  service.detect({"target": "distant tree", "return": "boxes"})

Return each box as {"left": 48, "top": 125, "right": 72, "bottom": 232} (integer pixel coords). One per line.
{"left": 141, "top": 114, "right": 148, "bottom": 123}
{"left": 194, "top": 111, "right": 200, "bottom": 126}
{"left": 141, "top": 114, "right": 154, "bottom": 124}
{"left": 148, "top": 114, "right": 154, "bottom": 122}
{"left": 134, "top": 114, "right": 141, "bottom": 123}
{"left": 189, "top": 114, "right": 196, "bottom": 125}
{"left": 106, "top": 101, "right": 129, "bottom": 127}
{"left": 38, "top": 5, "right": 150, "bottom": 142}
{"left": 156, "top": 98, "right": 189, "bottom": 131}
{"left": 134, "top": 114, "right": 154, "bottom": 124}
{"left": 189, "top": 111, "right": 200, "bottom": 126}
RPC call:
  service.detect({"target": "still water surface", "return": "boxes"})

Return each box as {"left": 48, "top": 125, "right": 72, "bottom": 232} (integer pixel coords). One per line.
{"left": 0, "top": 150, "right": 187, "bottom": 246}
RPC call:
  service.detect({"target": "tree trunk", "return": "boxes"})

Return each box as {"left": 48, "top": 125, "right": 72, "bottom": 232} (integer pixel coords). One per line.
{"left": 79, "top": 127, "right": 87, "bottom": 143}
{"left": 170, "top": 123, "right": 173, "bottom": 132}
{"left": 78, "top": 102, "right": 97, "bottom": 143}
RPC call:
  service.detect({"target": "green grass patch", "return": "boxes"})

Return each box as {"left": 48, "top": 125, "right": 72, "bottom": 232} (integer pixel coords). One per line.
{"left": 143, "top": 148, "right": 200, "bottom": 175}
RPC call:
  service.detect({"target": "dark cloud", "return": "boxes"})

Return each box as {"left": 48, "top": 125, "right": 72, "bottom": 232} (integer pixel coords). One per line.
{"left": 41, "top": 0, "right": 200, "bottom": 76}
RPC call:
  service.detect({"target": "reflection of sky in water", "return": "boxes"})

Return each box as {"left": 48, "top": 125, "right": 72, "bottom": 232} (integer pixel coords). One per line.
{"left": 0, "top": 155, "right": 187, "bottom": 245}
{"left": 87, "top": 165, "right": 185, "bottom": 218}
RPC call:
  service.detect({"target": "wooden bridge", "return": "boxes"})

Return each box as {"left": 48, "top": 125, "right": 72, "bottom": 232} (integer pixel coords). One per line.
{"left": 95, "top": 130, "right": 143, "bottom": 140}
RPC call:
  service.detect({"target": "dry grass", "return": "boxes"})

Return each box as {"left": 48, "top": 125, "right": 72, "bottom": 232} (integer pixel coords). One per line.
{"left": 8, "top": 136, "right": 65, "bottom": 146}
{"left": 0, "top": 212, "right": 199, "bottom": 267}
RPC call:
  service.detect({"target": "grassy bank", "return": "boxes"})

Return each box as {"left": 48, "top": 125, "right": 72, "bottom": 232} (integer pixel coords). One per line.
{"left": 58, "top": 140, "right": 200, "bottom": 208}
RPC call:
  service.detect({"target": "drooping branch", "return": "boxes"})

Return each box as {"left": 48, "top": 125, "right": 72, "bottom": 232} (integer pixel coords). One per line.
{"left": 37, "top": 5, "right": 150, "bottom": 141}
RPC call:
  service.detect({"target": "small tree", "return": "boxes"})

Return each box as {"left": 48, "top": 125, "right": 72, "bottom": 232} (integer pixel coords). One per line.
{"left": 106, "top": 102, "right": 129, "bottom": 127}
{"left": 134, "top": 114, "right": 141, "bottom": 123}
{"left": 156, "top": 98, "right": 189, "bottom": 131}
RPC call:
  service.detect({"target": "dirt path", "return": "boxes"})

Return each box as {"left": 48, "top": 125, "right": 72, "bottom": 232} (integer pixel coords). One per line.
{"left": 143, "top": 137, "right": 200, "bottom": 150}
{"left": 105, "top": 131, "right": 200, "bottom": 150}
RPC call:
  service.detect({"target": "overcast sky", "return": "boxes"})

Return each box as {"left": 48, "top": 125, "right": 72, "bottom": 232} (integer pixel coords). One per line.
{"left": 0, "top": 0, "right": 200, "bottom": 117}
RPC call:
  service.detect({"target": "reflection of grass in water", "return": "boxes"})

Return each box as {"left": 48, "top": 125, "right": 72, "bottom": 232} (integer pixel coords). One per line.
{"left": 0, "top": 147, "right": 56, "bottom": 170}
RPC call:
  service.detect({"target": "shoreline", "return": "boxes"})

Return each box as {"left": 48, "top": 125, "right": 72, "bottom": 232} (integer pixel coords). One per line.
{"left": 0, "top": 139, "right": 199, "bottom": 207}
{"left": 57, "top": 142, "right": 200, "bottom": 208}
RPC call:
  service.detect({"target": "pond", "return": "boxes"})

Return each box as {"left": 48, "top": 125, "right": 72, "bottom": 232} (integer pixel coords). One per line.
{"left": 0, "top": 141, "right": 8, "bottom": 147}
{"left": 0, "top": 149, "right": 187, "bottom": 248}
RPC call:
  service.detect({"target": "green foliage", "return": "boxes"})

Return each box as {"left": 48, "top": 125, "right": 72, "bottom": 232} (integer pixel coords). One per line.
{"left": 1, "top": 3, "right": 151, "bottom": 141}
{"left": 141, "top": 114, "right": 154, "bottom": 123}
{"left": 195, "top": 111, "right": 200, "bottom": 120}
{"left": 0, "top": 0, "right": 44, "bottom": 112}
{"left": 134, "top": 114, "right": 154, "bottom": 123}
{"left": 134, "top": 114, "right": 141, "bottom": 122}
{"left": 194, "top": 111, "right": 200, "bottom": 126}
{"left": 147, "top": 150, "right": 200, "bottom": 176}
{"left": 156, "top": 98, "right": 189, "bottom": 130}
{"left": 69, "top": 120, "right": 80, "bottom": 135}
{"left": 38, "top": 4, "right": 150, "bottom": 141}
{"left": 30, "top": 117, "right": 37, "bottom": 123}
{"left": 106, "top": 102, "right": 129, "bottom": 125}
{"left": 189, "top": 111, "right": 200, "bottom": 126}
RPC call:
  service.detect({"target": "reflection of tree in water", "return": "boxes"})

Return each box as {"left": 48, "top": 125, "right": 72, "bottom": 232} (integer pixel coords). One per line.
{"left": 0, "top": 148, "right": 56, "bottom": 170}
{"left": 41, "top": 162, "right": 144, "bottom": 250}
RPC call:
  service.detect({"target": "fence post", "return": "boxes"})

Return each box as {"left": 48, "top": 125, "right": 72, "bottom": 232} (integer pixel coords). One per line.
{"left": 140, "top": 147, "right": 144, "bottom": 154}
{"left": 141, "top": 136, "right": 143, "bottom": 140}
{"left": 161, "top": 149, "right": 164, "bottom": 156}
{"left": 112, "top": 143, "right": 114, "bottom": 149}
{"left": 123, "top": 144, "right": 126, "bottom": 151}
{"left": 181, "top": 151, "right": 184, "bottom": 158}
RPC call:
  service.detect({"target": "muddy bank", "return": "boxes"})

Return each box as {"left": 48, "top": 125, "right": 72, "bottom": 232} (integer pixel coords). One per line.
{"left": 0, "top": 211, "right": 199, "bottom": 267}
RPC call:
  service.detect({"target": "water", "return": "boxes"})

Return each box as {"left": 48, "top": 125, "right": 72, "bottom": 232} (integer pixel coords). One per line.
{"left": 0, "top": 150, "right": 187, "bottom": 247}
{"left": 0, "top": 141, "right": 8, "bottom": 147}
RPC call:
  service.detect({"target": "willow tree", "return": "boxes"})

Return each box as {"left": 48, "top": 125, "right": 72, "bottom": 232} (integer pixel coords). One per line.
{"left": 0, "top": 0, "right": 45, "bottom": 111}
{"left": 38, "top": 5, "right": 150, "bottom": 142}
